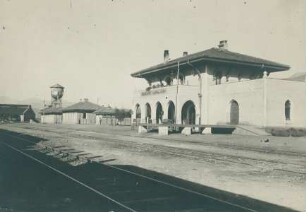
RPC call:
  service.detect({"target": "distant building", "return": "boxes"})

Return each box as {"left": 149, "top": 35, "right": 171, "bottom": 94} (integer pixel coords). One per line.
{"left": 40, "top": 107, "right": 62, "bottom": 124}
{"left": 131, "top": 40, "right": 306, "bottom": 128}
{"left": 40, "top": 83, "right": 65, "bottom": 124}
{"left": 94, "top": 106, "right": 117, "bottom": 125}
{"left": 0, "top": 104, "right": 36, "bottom": 122}
{"left": 62, "top": 98, "right": 100, "bottom": 124}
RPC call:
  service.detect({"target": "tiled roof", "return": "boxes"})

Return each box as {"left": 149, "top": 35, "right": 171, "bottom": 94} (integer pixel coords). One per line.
{"left": 131, "top": 48, "right": 290, "bottom": 77}
{"left": 0, "top": 104, "right": 31, "bottom": 116}
{"left": 62, "top": 101, "right": 100, "bottom": 113}
{"left": 94, "top": 106, "right": 116, "bottom": 115}
{"left": 40, "top": 107, "right": 63, "bottom": 115}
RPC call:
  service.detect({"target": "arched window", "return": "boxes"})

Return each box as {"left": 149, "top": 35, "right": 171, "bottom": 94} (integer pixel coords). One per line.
{"left": 230, "top": 100, "right": 239, "bottom": 125}
{"left": 285, "top": 100, "right": 291, "bottom": 121}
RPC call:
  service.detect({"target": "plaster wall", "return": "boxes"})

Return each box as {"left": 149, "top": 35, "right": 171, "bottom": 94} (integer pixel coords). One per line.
{"left": 41, "top": 114, "right": 62, "bottom": 124}
{"left": 266, "top": 79, "right": 306, "bottom": 127}
{"left": 208, "top": 79, "right": 265, "bottom": 126}
{"left": 63, "top": 112, "right": 96, "bottom": 124}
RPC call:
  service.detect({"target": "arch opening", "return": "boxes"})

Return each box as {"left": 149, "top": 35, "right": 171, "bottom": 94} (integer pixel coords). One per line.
{"left": 156, "top": 102, "right": 163, "bottom": 124}
{"left": 181, "top": 101, "right": 196, "bottom": 125}
{"left": 145, "top": 103, "right": 151, "bottom": 123}
{"left": 168, "top": 101, "right": 175, "bottom": 124}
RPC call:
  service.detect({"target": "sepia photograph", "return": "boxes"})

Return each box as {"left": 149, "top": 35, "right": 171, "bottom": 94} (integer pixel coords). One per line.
{"left": 0, "top": 0, "right": 305, "bottom": 211}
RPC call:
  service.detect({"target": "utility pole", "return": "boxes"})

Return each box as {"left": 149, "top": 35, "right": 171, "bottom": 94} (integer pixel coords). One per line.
{"left": 175, "top": 61, "right": 180, "bottom": 124}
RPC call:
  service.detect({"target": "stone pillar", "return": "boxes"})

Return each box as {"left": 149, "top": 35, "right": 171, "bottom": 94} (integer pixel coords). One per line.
{"left": 176, "top": 102, "right": 182, "bottom": 124}
{"left": 195, "top": 106, "right": 200, "bottom": 125}
{"left": 132, "top": 106, "right": 137, "bottom": 121}
{"left": 151, "top": 104, "right": 157, "bottom": 124}
{"left": 140, "top": 104, "right": 146, "bottom": 124}
{"left": 163, "top": 102, "right": 168, "bottom": 120}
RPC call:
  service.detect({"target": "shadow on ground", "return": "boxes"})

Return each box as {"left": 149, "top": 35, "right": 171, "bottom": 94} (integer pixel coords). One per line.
{"left": 0, "top": 129, "right": 298, "bottom": 212}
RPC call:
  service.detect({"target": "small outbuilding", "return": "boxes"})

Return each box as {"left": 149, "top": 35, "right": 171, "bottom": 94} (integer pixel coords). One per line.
{"left": 0, "top": 104, "right": 36, "bottom": 123}
{"left": 94, "top": 106, "right": 117, "bottom": 125}
{"left": 40, "top": 107, "right": 63, "bottom": 124}
{"left": 62, "top": 99, "right": 100, "bottom": 124}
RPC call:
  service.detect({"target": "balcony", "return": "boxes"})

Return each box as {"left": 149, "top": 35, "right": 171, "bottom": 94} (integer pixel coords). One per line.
{"left": 134, "top": 84, "right": 199, "bottom": 101}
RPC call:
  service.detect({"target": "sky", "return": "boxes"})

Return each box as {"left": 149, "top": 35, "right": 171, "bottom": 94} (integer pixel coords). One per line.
{"left": 0, "top": 0, "right": 305, "bottom": 108}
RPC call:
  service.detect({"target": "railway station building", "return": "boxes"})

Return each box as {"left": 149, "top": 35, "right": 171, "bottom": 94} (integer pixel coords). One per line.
{"left": 131, "top": 41, "right": 306, "bottom": 129}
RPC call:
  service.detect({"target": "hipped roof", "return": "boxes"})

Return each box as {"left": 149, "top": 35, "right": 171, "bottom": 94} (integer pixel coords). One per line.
{"left": 62, "top": 101, "right": 100, "bottom": 113}
{"left": 0, "top": 104, "right": 31, "bottom": 116}
{"left": 94, "top": 106, "right": 116, "bottom": 115}
{"left": 131, "top": 48, "right": 290, "bottom": 78}
{"left": 40, "top": 107, "right": 63, "bottom": 115}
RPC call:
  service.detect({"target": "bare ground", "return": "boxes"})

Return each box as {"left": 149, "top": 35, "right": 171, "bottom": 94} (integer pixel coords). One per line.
{"left": 1, "top": 123, "right": 305, "bottom": 211}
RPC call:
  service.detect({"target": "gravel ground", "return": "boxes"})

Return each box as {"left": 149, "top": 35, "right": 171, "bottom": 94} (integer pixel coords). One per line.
{"left": 1, "top": 123, "right": 305, "bottom": 211}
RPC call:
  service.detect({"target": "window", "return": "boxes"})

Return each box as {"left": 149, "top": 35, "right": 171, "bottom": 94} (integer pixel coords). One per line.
{"left": 82, "top": 113, "right": 86, "bottom": 119}
{"left": 164, "top": 76, "right": 172, "bottom": 86}
{"left": 285, "top": 100, "right": 291, "bottom": 121}
{"left": 215, "top": 72, "right": 222, "bottom": 85}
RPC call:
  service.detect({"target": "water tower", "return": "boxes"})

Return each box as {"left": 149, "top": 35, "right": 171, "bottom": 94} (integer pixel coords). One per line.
{"left": 50, "top": 84, "right": 64, "bottom": 108}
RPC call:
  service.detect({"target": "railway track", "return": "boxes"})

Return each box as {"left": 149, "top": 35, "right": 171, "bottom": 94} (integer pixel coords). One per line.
{"left": 1, "top": 130, "right": 289, "bottom": 212}
{"left": 2, "top": 125, "right": 306, "bottom": 175}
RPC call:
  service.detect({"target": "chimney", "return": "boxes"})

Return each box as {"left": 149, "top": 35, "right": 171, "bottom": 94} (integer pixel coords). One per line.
{"left": 164, "top": 50, "right": 169, "bottom": 62}
{"left": 84, "top": 98, "right": 89, "bottom": 102}
{"left": 218, "top": 40, "right": 228, "bottom": 50}
{"left": 183, "top": 51, "right": 188, "bottom": 57}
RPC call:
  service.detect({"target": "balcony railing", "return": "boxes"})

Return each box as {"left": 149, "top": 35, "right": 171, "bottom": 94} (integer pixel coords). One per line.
{"left": 138, "top": 84, "right": 198, "bottom": 96}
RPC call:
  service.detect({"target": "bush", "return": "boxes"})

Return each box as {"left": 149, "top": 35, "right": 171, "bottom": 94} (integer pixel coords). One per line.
{"left": 270, "top": 129, "right": 290, "bottom": 137}
{"left": 290, "top": 128, "right": 306, "bottom": 137}
{"left": 268, "top": 127, "right": 306, "bottom": 137}
{"left": 212, "top": 127, "right": 235, "bottom": 134}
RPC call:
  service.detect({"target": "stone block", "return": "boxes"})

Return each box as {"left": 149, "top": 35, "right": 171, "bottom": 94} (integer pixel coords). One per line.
{"left": 181, "top": 127, "right": 191, "bottom": 136}
{"left": 202, "top": 127, "right": 212, "bottom": 134}
{"left": 158, "top": 126, "right": 168, "bottom": 135}
{"left": 138, "top": 126, "right": 147, "bottom": 134}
